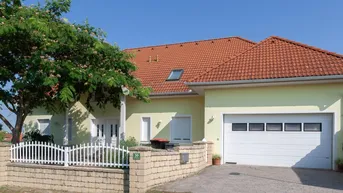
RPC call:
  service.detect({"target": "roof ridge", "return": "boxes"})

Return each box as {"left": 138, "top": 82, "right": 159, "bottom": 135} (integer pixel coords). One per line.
{"left": 187, "top": 36, "right": 271, "bottom": 82}
{"left": 231, "top": 36, "right": 257, "bottom": 45}
{"left": 124, "top": 36, "right": 256, "bottom": 51}
{"left": 270, "top": 36, "right": 343, "bottom": 59}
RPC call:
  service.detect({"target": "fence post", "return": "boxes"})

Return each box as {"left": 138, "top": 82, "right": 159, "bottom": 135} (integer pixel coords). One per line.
{"left": 206, "top": 141, "right": 214, "bottom": 165}
{"left": 64, "top": 146, "right": 69, "bottom": 167}
{"left": 129, "top": 146, "right": 152, "bottom": 193}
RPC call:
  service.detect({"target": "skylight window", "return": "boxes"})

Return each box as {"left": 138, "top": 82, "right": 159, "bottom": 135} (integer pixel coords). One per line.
{"left": 167, "top": 69, "right": 184, "bottom": 81}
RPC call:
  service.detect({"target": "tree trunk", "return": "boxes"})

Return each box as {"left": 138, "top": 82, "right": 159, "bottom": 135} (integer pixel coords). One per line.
{"left": 11, "top": 115, "right": 25, "bottom": 144}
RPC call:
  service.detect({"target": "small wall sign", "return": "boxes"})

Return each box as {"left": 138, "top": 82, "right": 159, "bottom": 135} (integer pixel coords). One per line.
{"left": 133, "top": 153, "right": 140, "bottom": 160}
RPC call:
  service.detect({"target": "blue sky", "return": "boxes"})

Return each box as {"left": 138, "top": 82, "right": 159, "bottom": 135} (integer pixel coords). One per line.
{"left": 1, "top": 0, "right": 343, "bottom": 131}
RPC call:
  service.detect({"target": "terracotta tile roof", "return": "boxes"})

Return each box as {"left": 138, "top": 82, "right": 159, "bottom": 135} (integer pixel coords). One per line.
{"left": 126, "top": 37, "right": 256, "bottom": 94}
{"left": 190, "top": 36, "right": 343, "bottom": 83}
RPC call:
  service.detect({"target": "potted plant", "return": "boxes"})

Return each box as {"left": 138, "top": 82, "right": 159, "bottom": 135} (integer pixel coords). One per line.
{"left": 212, "top": 154, "right": 221, "bottom": 165}
{"left": 335, "top": 158, "right": 343, "bottom": 172}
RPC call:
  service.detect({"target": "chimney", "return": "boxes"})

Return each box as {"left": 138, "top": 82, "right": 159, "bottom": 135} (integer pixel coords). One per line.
{"left": 156, "top": 55, "right": 159, "bottom": 62}
{"left": 149, "top": 56, "right": 152, "bottom": 63}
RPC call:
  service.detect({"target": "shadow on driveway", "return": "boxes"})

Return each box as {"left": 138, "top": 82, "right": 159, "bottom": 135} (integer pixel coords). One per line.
{"left": 292, "top": 167, "right": 343, "bottom": 190}
{"left": 151, "top": 165, "right": 343, "bottom": 193}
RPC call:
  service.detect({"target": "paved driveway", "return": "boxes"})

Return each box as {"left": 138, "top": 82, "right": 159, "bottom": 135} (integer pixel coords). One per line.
{"left": 152, "top": 165, "right": 343, "bottom": 193}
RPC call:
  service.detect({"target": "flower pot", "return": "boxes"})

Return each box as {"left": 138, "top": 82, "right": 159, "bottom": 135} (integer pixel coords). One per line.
{"left": 337, "top": 164, "right": 343, "bottom": 172}
{"left": 212, "top": 158, "right": 221, "bottom": 165}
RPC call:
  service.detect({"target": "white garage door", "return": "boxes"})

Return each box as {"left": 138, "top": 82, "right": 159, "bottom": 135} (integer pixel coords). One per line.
{"left": 223, "top": 114, "right": 332, "bottom": 169}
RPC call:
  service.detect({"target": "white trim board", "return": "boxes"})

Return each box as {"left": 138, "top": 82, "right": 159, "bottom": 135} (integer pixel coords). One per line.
{"left": 219, "top": 111, "right": 337, "bottom": 170}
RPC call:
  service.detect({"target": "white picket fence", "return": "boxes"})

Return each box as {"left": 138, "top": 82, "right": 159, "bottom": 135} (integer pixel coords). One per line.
{"left": 10, "top": 141, "right": 130, "bottom": 168}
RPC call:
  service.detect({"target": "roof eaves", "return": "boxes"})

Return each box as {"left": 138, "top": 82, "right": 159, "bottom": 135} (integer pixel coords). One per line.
{"left": 185, "top": 75, "right": 343, "bottom": 86}
{"left": 149, "top": 91, "right": 198, "bottom": 97}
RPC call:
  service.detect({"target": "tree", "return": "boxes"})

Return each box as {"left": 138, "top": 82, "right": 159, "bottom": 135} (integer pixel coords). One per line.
{"left": 0, "top": 123, "right": 2, "bottom": 131}
{"left": 0, "top": 0, "right": 150, "bottom": 143}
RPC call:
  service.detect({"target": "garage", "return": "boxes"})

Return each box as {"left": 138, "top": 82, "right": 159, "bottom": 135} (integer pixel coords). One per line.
{"left": 223, "top": 113, "right": 333, "bottom": 169}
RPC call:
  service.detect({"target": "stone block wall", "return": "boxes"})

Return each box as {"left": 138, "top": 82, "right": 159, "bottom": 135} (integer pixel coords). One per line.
{"left": 7, "top": 164, "right": 129, "bottom": 193}
{"left": 206, "top": 141, "right": 214, "bottom": 165}
{"left": 0, "top": 141, "right": 213, "bottom": 193}
{"left": 0, "top": 143, "right": 10, "bottom": 186}
{"left": 129, "top": 141, "right": 213, "bottom": 193}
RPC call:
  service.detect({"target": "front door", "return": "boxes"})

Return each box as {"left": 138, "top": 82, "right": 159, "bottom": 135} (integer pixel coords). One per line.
{"left": 105, "top": 119, "right": 119, "bottom": 145}
{"left": 92, "top": 119, "right": 119, "bottom": 145}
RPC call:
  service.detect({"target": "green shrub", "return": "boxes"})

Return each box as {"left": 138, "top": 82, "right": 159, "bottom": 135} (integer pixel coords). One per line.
{"left": 212, "top": 154, "right": 221, "bottom": 160}
{"left": 120, "top": 136, "right": 138, "bottom": 148}
{"left": 23, "top": 129, "right": 54, "bottom": 143}
{"left": 335, "top": 158, "right": 343, "bottom": 165}
{"left": 0, "top": 131, "right": 6, "bottom": 142}
{"left": 108, "top": 137, "right": 139, "bottom": 167}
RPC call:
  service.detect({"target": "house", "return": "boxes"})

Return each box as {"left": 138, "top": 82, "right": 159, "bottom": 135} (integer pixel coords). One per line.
{"left": 24, "top": 36, "right": 343, "bottom": 170}
{"left": 2, "top": 132, "right": 23, "bottom": 142}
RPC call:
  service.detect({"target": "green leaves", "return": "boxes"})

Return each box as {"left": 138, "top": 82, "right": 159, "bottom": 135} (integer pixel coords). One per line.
{"left": 59, "top": 84, "right": 75, "bottom": 103}
{"left": 0, "top": 0, "right": 150, "bottom": 120}
{"left": 44, "top": 0, "right": 71, "bottom": 16}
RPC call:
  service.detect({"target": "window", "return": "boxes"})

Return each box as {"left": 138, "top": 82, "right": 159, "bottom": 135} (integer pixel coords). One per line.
{"left": 101, "top": 124, "right": 104, "bottom": 137}
{"left": 110, "top": 124, "right": 114, "bottom": 137}
{"left": 167, "top": 69, "right": 183, "bottom": 81}
{"left": 97, "top": 124, "right": 100, "bottom": 137}
{"left": 115, "top": 124, "right": 118, "bottom": 137}
{"left": 232, "top": 123, "right": 247, "bottom": 131}
{"left": 38, "top": 119, "right": 50, "bottom": 135}
{"left": 285, "top": 123, "right": 301, "bottom": 132}
{"left": 249, "top": 123, "right": 264, "bottom": 131}
{"left": 304, "top": 123, "right": 322, "bottom": 132}
{"left": 266, "top": 123, "right": 282, "bottom": 131}
{"left": 68, "top": 118, "right": 72, "bottom": 141}
{"left": 141, "top": 117, "right": 151, "bottom": 142}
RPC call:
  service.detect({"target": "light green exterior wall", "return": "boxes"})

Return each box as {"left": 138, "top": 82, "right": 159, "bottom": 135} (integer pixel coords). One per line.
{"left": 204, "top": 83, "right": 343, "bottom": 160}
{"left": 126, "top": 96, "right": 204, "bottom": 142}
{"left": 24, "top": 107, "right": 65, "bottom": 144}
{"left": 24, "top": 97, "right": 121, "bottom": 144}
{"left": 25, "top": 82, "right": 343, "bottom": 161}
{"left": 24, "top": 96, "right": 204, "bottom": 144}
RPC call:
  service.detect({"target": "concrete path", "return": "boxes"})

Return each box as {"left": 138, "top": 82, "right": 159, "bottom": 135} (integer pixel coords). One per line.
{"left": 152, "top": 165, "right": 343, "bottom": 193}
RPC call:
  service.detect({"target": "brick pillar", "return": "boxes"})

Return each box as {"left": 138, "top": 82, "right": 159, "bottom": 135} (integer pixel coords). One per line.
{"left": 0, "top": 143, "right": 10, "bottom": 186}
{"left": 206, "top": 141, "right": 214, "bottom": 165}
{"left": 129, "top": 146, "right": 152, "bottom": 193}
{"left": 192, "top": 141, "right": 207, "bottom": 168}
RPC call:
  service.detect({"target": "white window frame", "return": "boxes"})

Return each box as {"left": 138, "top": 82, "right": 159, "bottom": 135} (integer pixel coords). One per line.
{"left": 37, "top": 119, "right": 51, "bottom": 135}
{"left": 90, "top": 117, "right": 120, "bottom": 142}
{"left": 68, "top": 118, "right": 73, "bottom": 142}
{"left": 140, "top": 116, "right": 152, "bottom": 143}
{"left": 170, "top": 115, "right": 192, "bottom": 143}
{"left": 167, "top": 69, "right": 184, "bottom": 81}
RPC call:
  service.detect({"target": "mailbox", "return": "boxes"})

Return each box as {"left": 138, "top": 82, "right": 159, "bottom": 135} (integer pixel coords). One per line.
{"left": 180, "top": 153, "right": 189, "bottom": 164}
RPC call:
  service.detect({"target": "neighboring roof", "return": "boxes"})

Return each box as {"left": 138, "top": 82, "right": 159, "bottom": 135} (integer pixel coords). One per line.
{"left": 126, "top": 37, "right": 256, "bottom": 94}
{"left": 190, "top": 36, "right": 343, "bottom": 83}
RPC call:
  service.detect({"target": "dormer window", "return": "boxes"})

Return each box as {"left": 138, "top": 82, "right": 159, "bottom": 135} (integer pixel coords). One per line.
{"left": 167, "top": 69, "right": 184, "bottom": 81}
